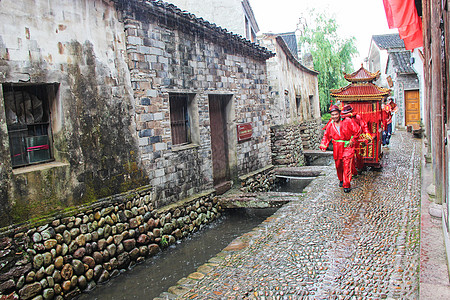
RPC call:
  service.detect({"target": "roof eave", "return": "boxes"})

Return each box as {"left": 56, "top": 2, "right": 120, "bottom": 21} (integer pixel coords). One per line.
{"left": 114, "top": 0, "right": 275, "bottom": 60}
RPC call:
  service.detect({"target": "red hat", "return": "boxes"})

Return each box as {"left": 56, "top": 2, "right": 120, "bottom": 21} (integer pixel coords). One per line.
{"left": 342, "top": 104, "right": 353, "bottom": 114}
{"left": 329, "top": 105, "right": 340, "bottom": 113}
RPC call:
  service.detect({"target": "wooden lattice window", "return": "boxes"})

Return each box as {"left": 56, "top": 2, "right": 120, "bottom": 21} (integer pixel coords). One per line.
{"left": 3, "top": 83, "right": 57, "bottom": 168}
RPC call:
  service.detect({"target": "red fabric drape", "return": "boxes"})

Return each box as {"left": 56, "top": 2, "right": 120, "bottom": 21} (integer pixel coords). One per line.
{"left": 351, "top": 102, "right": 380, "bottom": 124}
{"left": 382, "top": 0, "right": 423, "bottom": 50}
{"left": 383, "top": 0, "right": 417, "bottom": 29}
{"left": 401, "top": 24, "right": 423, "bottom": 50}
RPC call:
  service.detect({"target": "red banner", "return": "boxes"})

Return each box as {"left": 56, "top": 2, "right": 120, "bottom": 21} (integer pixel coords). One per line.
{"left": 383, "top": 0, "right": 423, "bottom": 50}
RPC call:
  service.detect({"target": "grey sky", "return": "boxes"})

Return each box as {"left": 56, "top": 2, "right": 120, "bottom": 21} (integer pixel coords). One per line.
{"left": 250, "top": 0, "right": 397, "bottom": 68}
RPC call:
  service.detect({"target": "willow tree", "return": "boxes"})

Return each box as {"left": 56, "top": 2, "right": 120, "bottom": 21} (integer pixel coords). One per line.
{"left": 297, "top": 10, "right": 358, "bottom": 114}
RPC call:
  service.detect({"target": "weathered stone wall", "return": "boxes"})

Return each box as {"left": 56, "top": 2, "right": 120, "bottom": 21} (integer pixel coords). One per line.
{"left": 271, "top": 124, "right": 305, "bottom": 167}
{"left": 299, "top": 119, "right": 322, "bottom": 150}
{"left": 385, "top": 52, "right": 420, "bottom": 128}
{"left": 120, "top": 0, "right": 273, "bottom": 204}
{"left": 0, "top": 0, "right": 148, "bottom": 226}
{"left": 0, "top": 186, "right": 221, "bottom": 299}
{"left": 0, "top": 0, "right": 274, "bottom": 226}
{"left": 0, "top": 85, "right": 12, "bottom": 225}
{"left": 270, "top": 119, "right": 322, "bottom": 167}
{"left": 259, "top": 34, "right": 320, "bottom": 126}
{"left": 238, "top": 165, "right": 276, "bottom": 193}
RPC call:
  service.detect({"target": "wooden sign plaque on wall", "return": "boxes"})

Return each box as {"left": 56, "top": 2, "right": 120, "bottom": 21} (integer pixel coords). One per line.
{"left": 237, "top": 123, "right": 252, "bottom": 142}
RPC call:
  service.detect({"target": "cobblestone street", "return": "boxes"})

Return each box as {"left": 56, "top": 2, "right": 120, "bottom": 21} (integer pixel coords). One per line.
{"left": 160, "top": 130, "right": 423, "bottom": 299}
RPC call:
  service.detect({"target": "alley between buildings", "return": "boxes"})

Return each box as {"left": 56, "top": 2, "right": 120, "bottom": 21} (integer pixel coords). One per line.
{"left": 160, "top": 130, "right": 423, "bottom": 299}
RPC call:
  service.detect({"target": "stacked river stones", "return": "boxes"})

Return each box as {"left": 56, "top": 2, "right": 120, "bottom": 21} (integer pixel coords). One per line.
{"left": 0, "top": 192, "right": 221, "bottom": 299}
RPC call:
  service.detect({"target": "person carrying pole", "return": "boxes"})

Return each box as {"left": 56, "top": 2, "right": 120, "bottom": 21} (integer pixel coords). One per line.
{"left": 341, "top": 104, "right": 372, "bottom": 175}
{"left": 319, "top": 105, "right": 361, "bottom": 193}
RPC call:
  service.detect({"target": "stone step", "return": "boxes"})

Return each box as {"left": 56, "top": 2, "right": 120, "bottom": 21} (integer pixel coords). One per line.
{"left": 274, "top": 166, "right": 328, "bottom": 177}
{"left": 303, "top": 149, "right": 333, "bottom": 157}
{"left": 218, "top": 191, "right": 303, "bottom": 208}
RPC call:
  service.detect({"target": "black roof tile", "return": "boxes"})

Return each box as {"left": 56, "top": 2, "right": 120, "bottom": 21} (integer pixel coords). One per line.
{"left": 389, "top": 51, "right": 415, "bottom": 74}
{"left": 372, "top": 33, "right": 405, "bottom": 50}
{"left": 277, "top": 32, "right": 298, "bottom": 59}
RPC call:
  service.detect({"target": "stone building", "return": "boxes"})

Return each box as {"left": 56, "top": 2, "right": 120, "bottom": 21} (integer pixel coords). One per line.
{"left": 259, "top": 33, "right": 320, "bottom": 126}
{"left": 259, "top": 33, "right": 321, "bottom": 166}
{"left": 367, "top": 34, "right": 405, "bottom": 88}
{"left": 0, "top": 0, "right": 145, "bottom": 226}
{"left": 166, "top": 0, "right": 259, "bottom": 42}
{"left": 385, "top": 51, "right": 421, "bottom": 127}
{"left": 0, "top": 0, "right": 274, "bottom": 226}
{"left": 163, "top": 2, "right": 322, "bottom": 164}
{"left": 367, "top": 34, "right": 422, "bottom": 128}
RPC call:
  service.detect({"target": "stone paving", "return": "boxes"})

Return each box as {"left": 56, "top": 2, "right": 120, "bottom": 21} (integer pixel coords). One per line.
{"left": 158, "top": 130, "right": 422, "bottom": 299}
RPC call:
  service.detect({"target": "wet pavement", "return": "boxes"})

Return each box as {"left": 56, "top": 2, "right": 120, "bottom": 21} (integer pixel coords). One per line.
{"left": 156, "top": 130, "right": 439, "bottom": 299}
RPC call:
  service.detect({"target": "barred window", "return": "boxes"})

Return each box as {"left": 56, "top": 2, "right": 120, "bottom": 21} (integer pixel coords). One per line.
{"left": 169, "top": 93, "right": 195, "bottom": 145}
{"left": 3, "top": 83, "right": 58, "bottom": 168}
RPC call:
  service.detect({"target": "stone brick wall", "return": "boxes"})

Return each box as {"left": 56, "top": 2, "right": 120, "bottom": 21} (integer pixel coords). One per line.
{"left": 270, "top": 119, "right": 322, "bottom": 167}
{"left": 271, "top": 124, "right": 305, "bottom": 167}
{"left": 0, "top": 0, "right": 274, "bottom": 226}
{"left": 121, "top": 1, "right": 273, "bottom": 204}
{"left": 0, "top": 186, "right": 221, "bottom": 299}
{"left": 239, "top": 165, "right": 276, "bottom": 193}
{"left": 299, "top": 119, "right": 322, "bottom": 150}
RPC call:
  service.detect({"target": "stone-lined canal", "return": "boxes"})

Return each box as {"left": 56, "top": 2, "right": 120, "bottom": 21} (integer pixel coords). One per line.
{"left": 78, "top": 207, "right": 279, "bottom": 299}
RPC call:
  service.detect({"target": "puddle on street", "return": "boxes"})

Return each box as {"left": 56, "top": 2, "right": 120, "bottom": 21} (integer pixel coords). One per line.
{"left": 78, "top": 208, "right": 278, "bottom": 300}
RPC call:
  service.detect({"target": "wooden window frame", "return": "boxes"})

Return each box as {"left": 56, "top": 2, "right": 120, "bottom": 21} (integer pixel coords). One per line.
{"left": 169, "top": 93, "right": 196, "bottom": 146}
{"left": 2, "top": 83, "right": 57, "bottom": 168}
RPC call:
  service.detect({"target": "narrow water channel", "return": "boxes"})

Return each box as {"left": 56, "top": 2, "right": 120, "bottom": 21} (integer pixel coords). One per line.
{"left": 273, "top": 177, "right": 314, "bottom": 193}
{"left": 78, "top": 208, "right": 278, "bottom": 300}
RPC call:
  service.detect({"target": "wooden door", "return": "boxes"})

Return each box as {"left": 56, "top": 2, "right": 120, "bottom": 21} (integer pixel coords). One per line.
{"left": 405, "top": 90, "right": 421, "bottom": 125}
{"left": 208, "top": 95, "right": 229, "bottom": 187}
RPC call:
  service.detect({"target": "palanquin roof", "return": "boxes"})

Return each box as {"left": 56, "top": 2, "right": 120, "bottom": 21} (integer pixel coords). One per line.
{"left": 343, "top": 65, "right": 380, "bottom": 83}
{"left": 330, "top": 83, "right": 390, "bottom": 100}
{"left": 331, "top": 65, "right": 390, "bottom": 101}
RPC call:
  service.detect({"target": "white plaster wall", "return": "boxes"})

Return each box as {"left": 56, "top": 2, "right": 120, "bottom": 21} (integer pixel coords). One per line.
{"left": 0, "top": 0, "right": 126, "bottom": 73}
{"left": 261, "top": 36, "right": 319, "bottom": 126}
{"left": 367, "top": 42, "right": 389, "bottom": 88}
{"left": 367, "top": 42, "right": 381, "bottom": 72}
{"left": 0, "top": 0, "right": 131, "bottom": 133}
{"left": 379, "top": 50, "right": 390, "bottom": 88}
{"left": 166, "top": 0, "right": 252, "bottom": 39}
{"left": 411, "top": 48, "right": 425, "bottom": 125}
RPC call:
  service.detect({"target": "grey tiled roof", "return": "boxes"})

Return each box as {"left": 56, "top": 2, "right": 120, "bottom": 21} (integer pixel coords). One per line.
{"left": 372, "top": 34, "right": 405, "bottom": 50}
{"left": 278, "top": 32, "right": 298, "bottom": 59}
{"left": 389, "top": 51, "right": 415, "bottom": 74}
{"left": 113, "top": 0, "right": 274, "bottom": 60}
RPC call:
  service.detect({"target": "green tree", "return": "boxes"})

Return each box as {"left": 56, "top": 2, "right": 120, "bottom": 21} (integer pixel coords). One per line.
{"left": 297, "top": 10, "right": 358, "bottom": 114}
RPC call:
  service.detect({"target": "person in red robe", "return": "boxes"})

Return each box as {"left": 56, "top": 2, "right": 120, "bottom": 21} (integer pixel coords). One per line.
{"left": 341, "top": 104, "right": 371, "bottom": 175}
{"left": 319, "top": 105, "right": 361, "bottom": 193}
